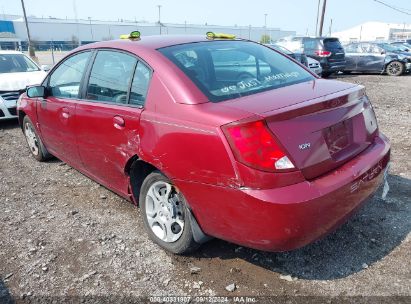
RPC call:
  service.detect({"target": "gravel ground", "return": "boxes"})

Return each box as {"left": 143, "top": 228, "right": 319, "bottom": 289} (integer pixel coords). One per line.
{"left": 0, "top": 74, "right": 410, "bottom": 303}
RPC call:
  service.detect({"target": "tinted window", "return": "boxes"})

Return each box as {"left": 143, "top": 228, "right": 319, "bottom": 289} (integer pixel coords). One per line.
{"left": 323, "top": 38, "right": 343, "bottom": 50}
{"left": 0, "top": 54, "right": 39, "bottom": 73}
{"left": 129, "top": 62, "right": 151, "bottom": 106}
{"left": 159, "top": 41, "right": 314, "bottom": 102}
{"left": 86, "top": 51, "right": 137, "bottom": 103}
{"left": 49, "top": 51, "right": 90, "bottom": 98}
{"left": 303, "top": 39, "right": 319, "bottom": 50}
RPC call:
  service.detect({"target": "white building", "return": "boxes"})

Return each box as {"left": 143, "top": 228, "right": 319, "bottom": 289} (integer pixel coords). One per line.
{"left": 1, "top": 15, "right": 295, "bottom": 50}
{"left": 332, "top": 21, "right": 411, "bottom": 43}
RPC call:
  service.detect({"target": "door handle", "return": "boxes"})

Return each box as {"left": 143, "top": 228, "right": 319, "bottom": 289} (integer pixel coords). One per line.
{"left": 113, "top": 115, "right": 125, "bottom": 129}
{"left": 61, "top": 107, "right": 70, "bottom": 119}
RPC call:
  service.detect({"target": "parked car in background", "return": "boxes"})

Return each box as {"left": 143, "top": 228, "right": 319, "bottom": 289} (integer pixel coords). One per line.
{"left": 266, "top": 44, "right": 322, "bottom": 76}
{"left": 306, "top": 56, "right": 323, "bottom": 76}
{"left": 275, "top": 37, "right": 346, "bottom": 77}
{"left": 265, "top": 44, "right": 308, "bottom": 66}
{"left": 0, "top": 51, "right": 48, "bottom": 120}
{"left": 18, "top": 33, "right": 390, "bottom": 254}
{"left": 344, "top": 42, "right": 411, "bottom": 76}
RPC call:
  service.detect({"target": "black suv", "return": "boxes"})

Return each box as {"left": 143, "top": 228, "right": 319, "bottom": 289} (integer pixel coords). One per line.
{"left": 287, "top": 37, "right": 346, "bottom": 77}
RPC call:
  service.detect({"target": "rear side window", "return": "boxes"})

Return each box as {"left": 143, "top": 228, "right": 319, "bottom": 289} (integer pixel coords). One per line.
{"left": 86, "top": 50, "right": 137, "bottom": 104}
{"left": 159, "top": 41, "right": 314, "bottom": 102}
{"left": 49, "top": 51, "right": 91, "bottom": 98}
{"left": 129, "top": 62, "right": 151, "bottom": 106}
{"left": 345, "top": 44, "right": 360, "bottom": 53}
{"left": 323, "top": 39, "right": 343, "bottom": 50}
{"left": 303, "top": 39, "right": 320, "bottom": 50}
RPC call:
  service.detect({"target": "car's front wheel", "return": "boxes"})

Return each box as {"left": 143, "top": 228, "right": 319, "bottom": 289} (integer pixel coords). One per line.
{"left": 386, "top": 61, "right": 404, "bottom": 76}
{"left": 23, "top": 116, "right": 52, "bottom": 162}
{"left": 139, "top": 171, "right": 200, "bottom": 254}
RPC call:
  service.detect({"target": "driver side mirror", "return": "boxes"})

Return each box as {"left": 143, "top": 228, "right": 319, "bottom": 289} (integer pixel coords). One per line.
{"left": 26, "top": 86, "right": 46, "bottom": 98}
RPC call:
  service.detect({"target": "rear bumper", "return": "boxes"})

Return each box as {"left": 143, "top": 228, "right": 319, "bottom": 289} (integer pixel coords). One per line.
{"left": 176, "top": 133, "right": 390, "bottom": 252}
{"left": 321, "top": 60, "right": 346, "bottom": 73}
{"left": 0, "top": 98, "right": 18, "bottom": 120}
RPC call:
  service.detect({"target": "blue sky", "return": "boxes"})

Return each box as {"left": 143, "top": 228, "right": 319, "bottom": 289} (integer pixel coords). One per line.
{"left": 2, "top": 0, "right": 411, "bottom": 35}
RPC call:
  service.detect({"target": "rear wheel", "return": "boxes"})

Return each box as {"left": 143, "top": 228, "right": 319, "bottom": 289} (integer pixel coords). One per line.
{"left": 386, "top": 61, "right": 404, "bottom": 76}
{"left": 139, "top": 171, "right": 200, "bottom": 254}
{"left": 23, "top": 116, "right": 52, "bottom": 162}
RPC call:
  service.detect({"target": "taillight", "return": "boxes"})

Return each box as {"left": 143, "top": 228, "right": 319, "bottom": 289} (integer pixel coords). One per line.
{"left": 222, "top": 118, "right": 295, "bottom": 172}
{"left": 314, "top": 50, "right": 332, "bottom": 57}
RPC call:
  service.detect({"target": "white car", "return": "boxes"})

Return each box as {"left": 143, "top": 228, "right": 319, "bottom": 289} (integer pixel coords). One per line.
{"left": 0, "top": 51, "right": 48, "bottom": 120}
{"left": 306, "top": 56, "right": 322, "bottom": 76}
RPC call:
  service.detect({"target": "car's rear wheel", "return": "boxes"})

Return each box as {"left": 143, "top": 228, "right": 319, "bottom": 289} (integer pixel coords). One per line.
{"left": 139, "top": 171, "right": 200, "bottom": 254}
{"left": 386, "top": 61, "right": 404, "bottom": 76}
{"left": 23, "top": 116, "right": 51, "bottom": 162}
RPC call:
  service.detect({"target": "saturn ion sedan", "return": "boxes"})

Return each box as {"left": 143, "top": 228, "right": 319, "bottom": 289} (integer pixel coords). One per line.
{"left": 18, "top": 33, "right": 390, "bottom": 254}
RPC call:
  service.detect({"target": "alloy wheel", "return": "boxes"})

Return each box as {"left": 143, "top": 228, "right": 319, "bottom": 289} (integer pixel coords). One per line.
{"left": 24, "top": 122, "right": 40, "bottom": 156}
{"left": 145, "top": 181, "right": 185, "bottom": 243}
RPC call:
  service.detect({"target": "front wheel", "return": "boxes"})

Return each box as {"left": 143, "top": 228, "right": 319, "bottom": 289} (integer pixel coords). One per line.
{"left": 139, "top": 171, "right": 200, "bottom": 254}
{"left": 386, "top": 61, "right": 404, "bottom": 76}
{"left": 23, "top": 116, "right": 52, "bottom": 162}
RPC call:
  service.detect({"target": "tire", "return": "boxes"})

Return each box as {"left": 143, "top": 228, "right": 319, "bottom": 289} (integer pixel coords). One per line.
{"left": 321, "top": 72, "right": 332, "bottom": 78}
{"left": 139, "top": 171, "right": 200, "bottom": 254}
{"left": 386, "top": 61, "right": 404, "bottom": 76}
{"left": 22, "top": 116, "right": 52, "bottom": 162}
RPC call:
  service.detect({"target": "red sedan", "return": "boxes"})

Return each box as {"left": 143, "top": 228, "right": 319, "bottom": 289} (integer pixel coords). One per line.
{"left": 18, "top": 33, "right": 390, "bottom": 254}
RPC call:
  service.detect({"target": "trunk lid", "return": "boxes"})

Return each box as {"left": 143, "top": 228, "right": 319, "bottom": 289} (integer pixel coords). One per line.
{"left": 221, "top": 79, "right": 378, "bottom": 179}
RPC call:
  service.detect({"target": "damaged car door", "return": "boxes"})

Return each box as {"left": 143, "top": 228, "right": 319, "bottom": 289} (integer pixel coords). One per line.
{"left": 75, "top": 50, "right": 151, "bottom": 195}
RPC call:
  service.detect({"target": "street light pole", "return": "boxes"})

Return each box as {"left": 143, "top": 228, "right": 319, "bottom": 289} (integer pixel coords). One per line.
{"left": 157, "top": 5, "right": 162, "bottom": 35}
{"left": 20, "top": 0, "right": 36, "bottom": 60}
{"left": 264, "top": 13, "right": 268, "bottom": 42}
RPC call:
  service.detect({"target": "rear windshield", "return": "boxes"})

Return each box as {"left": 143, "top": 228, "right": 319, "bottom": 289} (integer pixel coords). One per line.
{"left": 0, "top": 54, "right": 40, "bottom": 73}
{"left": 158, "top": 41, "right": 314, "bottom": 102}
{"left": 323, "top": 38, "right": 343, "bottom": 49}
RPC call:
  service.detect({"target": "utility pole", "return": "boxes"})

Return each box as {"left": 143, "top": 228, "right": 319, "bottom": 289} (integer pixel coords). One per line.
{"left": 157, "top": 5, "right": 162, "bottom": 35}
{"left": 264, "top": 13, "right": 268, "bottom": 42}
{"left": 318, "top": 0, "right": 327, "bottom": 37}
{"left": 73, "top": 0, "right": 81, "bottom": 46}
{"left": 315, "top": 0, "right": 321, "bottom": 36}
{"left": 20, "top": 0, "right": 36, "bottom": 60}
{"left": 329, "top": 18, "right": 333, "bottom": 36}
{"left": 248, "top": 24, "right": 251, "bottom": 40}
{"left": 88, "top": 17, "right": 94, "bottom": 41}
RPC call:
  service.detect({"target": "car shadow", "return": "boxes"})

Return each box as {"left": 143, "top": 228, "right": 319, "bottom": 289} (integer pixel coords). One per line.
{"left": 0, "top": 279, "right": 14, "bottom": 304}
{"left": 0, "top": 119, "right": 19, "bottom": 130}
{"left": 188, "top": 174, "right": 411, "bottom": 280}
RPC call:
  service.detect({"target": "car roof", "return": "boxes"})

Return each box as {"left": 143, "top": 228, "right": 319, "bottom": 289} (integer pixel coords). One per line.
{"left": 77, "top": 35, "right": 245, "bottom": 52}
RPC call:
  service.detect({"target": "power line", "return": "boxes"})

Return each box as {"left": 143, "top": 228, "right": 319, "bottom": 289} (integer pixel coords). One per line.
{"left": 373, "top": 0, "right": 411, "bottom": 15}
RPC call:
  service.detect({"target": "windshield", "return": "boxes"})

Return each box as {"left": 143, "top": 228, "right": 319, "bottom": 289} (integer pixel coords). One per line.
{"left": 378, "top": 43, "right": 402, "bottom": 52}
{"left": 0, "top": 54, "right": 40, "bottom": 73}
{"left": 158, "top": 41, "right": 314, "bottom": 102}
